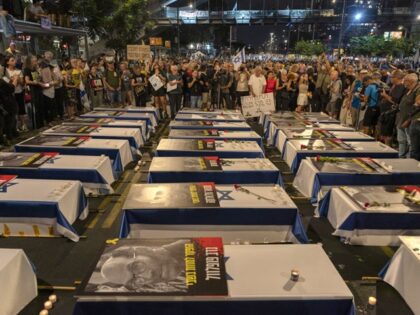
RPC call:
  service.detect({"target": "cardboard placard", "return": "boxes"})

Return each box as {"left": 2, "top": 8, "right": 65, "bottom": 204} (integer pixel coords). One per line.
{"left": 241, "top": 93, "right": 275, "bottom": 118}
{"left": 127, "top": 45, "right": 151, "bottom": 61}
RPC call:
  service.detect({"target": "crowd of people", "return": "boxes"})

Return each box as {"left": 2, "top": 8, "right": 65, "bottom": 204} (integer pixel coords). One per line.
{"left": 0, "top": 46, "right": 419, "bottom": 159}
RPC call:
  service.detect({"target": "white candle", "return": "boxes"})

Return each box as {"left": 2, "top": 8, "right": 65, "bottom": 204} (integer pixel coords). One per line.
{"left": 291, "top": 269, "right": 300, "bottom": 281}
{"left": 39, "top": 310, "right": 48, "bottom": 315}
{"left": 49, "top": 294, "right": 57, "bottom": 303}
{"left": 44, "top": 301, "right": 53, "bottom": 310}
{"left": 368, "top": 296, "right": 377, "bottom": 306}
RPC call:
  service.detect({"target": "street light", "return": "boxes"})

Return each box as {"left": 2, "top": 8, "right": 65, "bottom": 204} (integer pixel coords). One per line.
{"left": 354, "top": 12, "right": 362, "bottom": 21}
{"left": 417, "top": 14, "right": 420, "bottom": 20}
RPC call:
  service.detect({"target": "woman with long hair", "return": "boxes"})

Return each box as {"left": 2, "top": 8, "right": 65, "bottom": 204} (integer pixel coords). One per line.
{"left": 5, "top": 55, "right": 26, "bottom": 130}
{"left": 276, "top": 69, "right": 289, "bottom": 111}
{"left": 23, "top": 55, "right": 42, "bottom": 128}
{"left": 296, "top": 73, "right": 309, "bottom": 113}
{"left": 151, "top": 64, "right": 167, "bottom": 117}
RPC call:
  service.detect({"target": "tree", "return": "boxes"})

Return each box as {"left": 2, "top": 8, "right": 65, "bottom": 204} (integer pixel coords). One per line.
{"left": 72, "top": 0, "right": 153, "bottom": 52}
{"left": 294, "top": 40, "right": 326, "bottom": 56}
{"left": 349, "top": 35, "right": 418, "bottom": 58}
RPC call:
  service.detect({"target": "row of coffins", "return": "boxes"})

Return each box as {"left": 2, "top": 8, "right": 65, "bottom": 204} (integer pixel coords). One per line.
{"left": 260, "top": 110, "right": 420, "bottom": 314}
{"left": 72, "top": 108, "right": 356, "bottom": 315}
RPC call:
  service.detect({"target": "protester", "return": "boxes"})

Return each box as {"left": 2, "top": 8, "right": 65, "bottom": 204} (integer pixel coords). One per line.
{"left": 150, "top": 64, "right": 167, "bottom": 115}
{"left": 296, "top": 73, "right": 309, "bottom": 113}
{"left": 187, "top": 70, "right": 203, "bottom": 108}
{"left": 326, "top": 70, "right": 342, "bottom": 119}
{"left": 39, "top": 53, "right": 57, "bottom": 125}
{"left": 216, "top": 63, "right": 233, "bottom": 109}
{"left": 103, "top": 61, "right": 121, "bottom": 106}
{"left": 276, "top": 69, "right": 289, "bottom": 111}
{"left": 131, "top": 65, "right": 147, "bottom": 107}
{"left": 409, "top": 94, "right": 420, "bottom": 161}
{"left": 0, "top": 54, "right": 18, "bottom": 142}
{"left": 167, "top": 64, "right": 183, "bottom": 118}
{"left": 198, "top": 64, "right": 209, "bottom": 109}
{"left": 235, "top": 65, "right": 250, "bottom": 108}
{"left": 120, "top": 61, "right": 133, "bottom": 106}
{"left": 396, "top": 73, "right": 420, "bottom": 158}
{"left": 361, "top": 75, "right": 380, "bottom": 136}
{"left": 377, "top": 69, "right": 406, "bottom": 145}
{"left": 248, "top": 66, "right": 266, "bottom": 97}
{"left": 88, "top": 63, "right": 104, "bottom": 109}
{"left": 265, "top": 70, "right": 277, "bottom": 95}
{"left": 23, "top": 55, "right": 42, "bottom": 128}
{"left": 4, "top": 55, "right": 25, "bottom": 130}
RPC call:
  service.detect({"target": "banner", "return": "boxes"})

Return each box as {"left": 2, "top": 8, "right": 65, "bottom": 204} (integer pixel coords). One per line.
{"left": 127, "top": 45, "right": 151, "bottom": 61}
{"left": 241, "top": 93, "right": 275, "bottom": 118}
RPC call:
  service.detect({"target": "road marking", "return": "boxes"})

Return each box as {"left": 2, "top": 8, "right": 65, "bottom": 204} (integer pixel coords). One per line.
{"left": 86, "top": 213, "right": 101, "bottom": 229}
{"left": 381, "top": 246, "right": 395, "bottom": 258}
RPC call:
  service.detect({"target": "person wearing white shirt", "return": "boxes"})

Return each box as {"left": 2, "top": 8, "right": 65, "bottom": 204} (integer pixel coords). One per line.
{"left": 248, "top": 66, "right": 266, "bottom": 97}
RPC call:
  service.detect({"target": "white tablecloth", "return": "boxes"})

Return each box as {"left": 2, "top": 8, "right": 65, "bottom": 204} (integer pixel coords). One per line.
{"left": 44, "top": 126, "right": 143, "bottom": 148}
{"left": 267, "top": 122, "right": 354, "bottom": 146}
{"left": 42, "top": 154, "right": 115, "bottom": 194}
{"left": 383, "top": 237, "right": 420, "bottom": 315}
{"left": 156, "top": 139, "right": 264, "bottom": 157}
{"left": 0, "top": 152, "right": 115, "bottom": 195}
{"left": 82, "top": 111, "right": 157, "bottom": 128}
{"left": 79, "top": 138, "right": 134, "bottom": 169}
{"left": 96, "top": 106, "right": 160, "bottom": 120}
{"left": 169, "top": 120, "right": 251, "bottom": 131}
{"left": 225, "top": 244, "right": 353, "bottom": 300}
{"left": 316, "top": 187, "right": 420, "bottom": 246}
{"left": 276, "top": 130, "right": 372, "bottom": 154}
{"left": 122, "top": 183, "right": 306, "bottom": 244}
{"left": 64, "top": 119, "right": 148, "bottom": 141}
{"left": 0, "top": 178, "right": 88, "bottom": 241}
{"left": 179, "top": 108, "right": 241, "bottom": 115}
{"left": 175, "top": 113, "right": 245, "bottom": 122}
{"left": 284, "top": 140, "right": 397, "bottom": 172}
{"left": 169, "top": 129, "right": 261, "bottom": 140}
{"left": 0, "top": 249, "right": 37, "bottom": 315}
{"left": 293, "top": 158, "right": 420, "bottom": 201}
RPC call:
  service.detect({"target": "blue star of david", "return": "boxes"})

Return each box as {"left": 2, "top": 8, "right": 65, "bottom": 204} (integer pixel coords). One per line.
{"left": 0, "top": 183, "right": 17, "bottom": 193}
{"left": 46, "top": 157, "right": 59, "bottom": 164}
{"left": 216, "top": 189, "right": 234, "bottom": 201}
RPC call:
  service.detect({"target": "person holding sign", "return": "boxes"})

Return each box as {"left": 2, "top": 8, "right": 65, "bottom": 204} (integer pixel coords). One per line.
{"left": 150, "top": 64, "right": 167, "bottom": 117}
{"left": 131, "top": 65, "right": 147, "bottom": 107}
{"left": 248, "top": 66, "right": 266, "bottom": 97}
{"left": 167, "top": 65, "right": 183, "bottom": 119}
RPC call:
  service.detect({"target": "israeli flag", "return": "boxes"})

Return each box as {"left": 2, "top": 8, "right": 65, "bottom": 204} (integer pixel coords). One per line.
{"left": 80, "top": 81, "right": 91, "bottom": 111}
{"left": 232, "top": 47, "right": 246, "bottom": 71}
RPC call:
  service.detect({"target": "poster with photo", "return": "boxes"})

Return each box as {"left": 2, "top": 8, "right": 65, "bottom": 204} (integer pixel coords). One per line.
{"left": 47, "top": 125, "right": 99, "bottom": 134}
{"left": 311, "top": 157, "right": 388, "bottom": 174}
{"left": 80, "top": 238, "right": 228, "bottom": 296}
{"left": 22, "top": 136, "right": 89, "bottom": 147}
{"left": 0, "top": 152, "right": 57, "bottom": 168}
{"left": 124, "top": 183, "right": 220, "bottom": 209}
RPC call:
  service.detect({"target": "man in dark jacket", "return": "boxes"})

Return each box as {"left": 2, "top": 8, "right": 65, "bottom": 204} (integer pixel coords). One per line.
{"left": 0, "top": 54, "right": 18, "bottom": 143}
